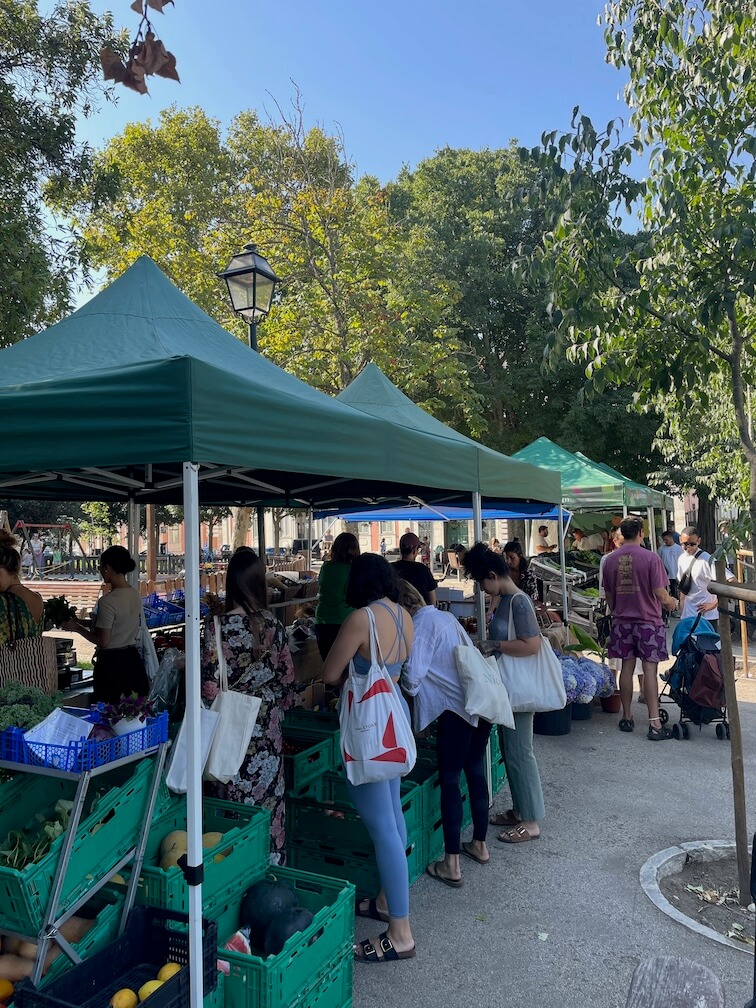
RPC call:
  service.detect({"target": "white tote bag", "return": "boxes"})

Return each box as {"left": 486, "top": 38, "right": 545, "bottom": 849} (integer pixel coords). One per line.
{"left": 454, "top": 626, "right": 515, "bottom": 728}
{"left": 338, "top": 607, "right": 416, "bottom": 786}
{"left": 165, "top": 706, "right": 221, "bottom": 794}
{"left": 496, "top": 592, "right": 567, "bottom": 714}
{"left": 203, "top": 617, "right": 262, "bottom": 785}
{"left": 136, "top": 606, "right": 160, "bottom": 684}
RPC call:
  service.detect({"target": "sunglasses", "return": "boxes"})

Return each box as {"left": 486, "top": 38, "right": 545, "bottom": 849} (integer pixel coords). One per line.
{"left": 680, "top": 541, "right": 699, "bottom": 548}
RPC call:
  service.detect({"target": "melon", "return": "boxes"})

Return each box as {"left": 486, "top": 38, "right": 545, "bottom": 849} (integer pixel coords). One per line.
{"left": 160, "top": 830, "right": 188, "bottom": 855}
{"left": 263, "top": 907, "right": 313, "bottom": 957}
{"left": 240, "top": 879, "right": 297, "bottom": 948}
{"left": 201, "top": 831, "right": 223, "bottom": 849}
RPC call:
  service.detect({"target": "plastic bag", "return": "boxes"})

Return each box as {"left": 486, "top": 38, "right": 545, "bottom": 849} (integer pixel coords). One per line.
{"left": 149, "top": 647, "right": 183, "bottom": 715}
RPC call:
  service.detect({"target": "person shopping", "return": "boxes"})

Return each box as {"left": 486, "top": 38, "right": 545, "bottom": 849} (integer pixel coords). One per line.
{"left": 314, "top": 532, "right": 360, "bottom": 661}
{"left": 0, "top": 531, "right": 44, "bottom": 645}
{"left": 201, "top": 548, "right": 296, "bottom": 863}
{"left": 397, "top": 580, "right": 490, "bottom": 887}
{"left": 322, "top": 554, "right": 416, "bottom": 964}
{"left": 502, "top": 540, "right": 538, "bottom": 602}
{"left": 463, "top": 543, "right": 545, "bottom": 844}
{"left": 63, "top": 545, "right": 149, "bottom": 703}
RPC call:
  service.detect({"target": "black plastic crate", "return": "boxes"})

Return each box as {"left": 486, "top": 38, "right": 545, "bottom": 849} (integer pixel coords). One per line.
{"left": 16, "top": 906, "right": 217, "bottom": 1008}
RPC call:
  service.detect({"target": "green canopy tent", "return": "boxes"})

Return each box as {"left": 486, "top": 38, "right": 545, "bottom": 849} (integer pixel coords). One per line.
{"left": 573, "top": 453, "right": 673, "bottom": 512}
{"left": 0, "top": 258, "right": 560, "bottom": 1005}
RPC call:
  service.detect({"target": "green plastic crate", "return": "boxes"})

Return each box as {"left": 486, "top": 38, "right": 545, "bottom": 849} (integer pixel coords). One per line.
{"left": 213, "top": 866, "right": 354, "bottom": 1008}
{"left": 424, "top": 813, "right": 445, "bottom": 864}
{"left": 286, "top": 828, "right": 425, "bottom": 892}
{"left": 296, "top": 945, "right": 353, "bottom": 1008}
{"left": 204, "top": 974, "right": 224, "bottom": 1008}
{"left": 136, "top": 796, "right": 271, "bottom": 916}
{"left": 283, "top": 728, "right": 333, "bottom": 791}
{"left": 41, "top": 887, "right": 125, "bottom": 988}
{"left": 0, "top": 757, "right": 166, "bottom": 937}
{"left": 287, "top": 772, "right": 423, "bottom": 851}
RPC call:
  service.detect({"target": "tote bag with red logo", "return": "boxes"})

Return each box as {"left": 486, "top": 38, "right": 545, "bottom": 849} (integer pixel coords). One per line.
{"left": 338, "top": 607, "right": 416, "bottom": 786}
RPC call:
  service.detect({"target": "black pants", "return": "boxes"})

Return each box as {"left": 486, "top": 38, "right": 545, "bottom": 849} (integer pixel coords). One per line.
{"left": 314, "top": 623, "right": 342, "bottom": 660}
{"left": 436, "top": 710, "right": 491, "bottom": 854}
{"left": 93, "top": 646, "right": 149, "bottom": 704}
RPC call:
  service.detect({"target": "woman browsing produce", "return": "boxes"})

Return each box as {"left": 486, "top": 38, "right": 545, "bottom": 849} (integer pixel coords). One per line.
{"left": 314, "top": 532, "right": 360, "bottom": 661}
{"left": 0, "top": 531, "right": 44, "bottom": 646}
{"left": 62, "top": 545, "right": 148, "bottom": 704}
{"left": 201, "top": 548, "right": 295, "bottom": 864}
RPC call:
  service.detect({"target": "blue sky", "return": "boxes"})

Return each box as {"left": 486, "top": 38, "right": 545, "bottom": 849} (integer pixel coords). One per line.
{"left": 79, "top": 0, "right": 631, "bottom": 182}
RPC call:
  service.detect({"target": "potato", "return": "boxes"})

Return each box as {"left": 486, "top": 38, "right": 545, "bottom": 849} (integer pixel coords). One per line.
{"left": 0, "top": 953, "right": 34, "bottom": 982}
{"left": 0, "top": 938, "right": 22, "bottom": 956}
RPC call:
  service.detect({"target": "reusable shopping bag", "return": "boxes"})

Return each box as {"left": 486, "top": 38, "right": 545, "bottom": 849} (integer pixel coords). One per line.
{"left": 203, "top": 617, "right": 262, "bottom": 785}
{"left": 496, "top": 592, "right": 567, "bottom": 713}
{"left": 136, "top": 605, "right": 160, "bottom": 683}
{"left": 339, "top": 607, "right": 416, "bottom": 785}
{"left": 454, "top": 624, "right": 514, "bottom": 727}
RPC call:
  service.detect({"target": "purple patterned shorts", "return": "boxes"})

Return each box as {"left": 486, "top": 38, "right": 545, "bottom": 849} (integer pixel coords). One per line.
{"left": 608, "top": 619, "right": 668, "bottom": 663}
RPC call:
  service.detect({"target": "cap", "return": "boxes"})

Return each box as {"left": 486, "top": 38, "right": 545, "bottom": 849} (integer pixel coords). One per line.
{"left": 399, "top": 533, "right": 421, "bottom": 553}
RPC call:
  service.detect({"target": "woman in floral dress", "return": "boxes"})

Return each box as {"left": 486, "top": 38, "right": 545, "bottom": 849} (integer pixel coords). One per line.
{"left": 201, "top": 548, "right": 296, "bottom": 864}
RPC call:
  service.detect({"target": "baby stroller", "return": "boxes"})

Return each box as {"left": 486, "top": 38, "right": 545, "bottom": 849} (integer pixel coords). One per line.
{"left": 658, "top": 615, "right": 729, "bottom": 740}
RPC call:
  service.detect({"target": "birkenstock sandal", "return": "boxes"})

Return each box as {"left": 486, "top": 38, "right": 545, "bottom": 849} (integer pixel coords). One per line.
{"left": 355, "top": 896, "right": 389, "bottom": 923}
{"left": 618, "top": 718, "right": 634, "bottom": 732}
{"left": 461, "top": 842, "right": 490, "bottom": 865}
{"left": 489, "top": 809, "right": 520, "bottom": 827}
{"left": 354, "top": 930, "right": 417, "bottom": 963}
{"left": 426, "top": 860, "right": 463, "bottom": 887}
{"left": 497, "top": 825, "right": 540, "bottom": 844}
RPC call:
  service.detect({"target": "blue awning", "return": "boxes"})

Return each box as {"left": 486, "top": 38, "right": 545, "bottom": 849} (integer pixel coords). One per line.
{"left": 315, "top": 503, "right": 569, "bottom": 523}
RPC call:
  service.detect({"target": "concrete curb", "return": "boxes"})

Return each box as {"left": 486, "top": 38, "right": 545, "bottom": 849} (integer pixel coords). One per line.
{"left": 640, "top": 841, "right": 754, "bottom": 956}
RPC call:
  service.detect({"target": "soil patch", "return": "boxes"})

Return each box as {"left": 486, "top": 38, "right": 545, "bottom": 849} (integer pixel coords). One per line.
{"left": 659, "top": 854, "right": 755, "bottom": 950}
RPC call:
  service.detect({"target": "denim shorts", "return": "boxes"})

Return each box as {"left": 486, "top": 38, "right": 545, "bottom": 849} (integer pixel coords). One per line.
{"left": 608, "top": 619, "right": 668, "bottom": 663}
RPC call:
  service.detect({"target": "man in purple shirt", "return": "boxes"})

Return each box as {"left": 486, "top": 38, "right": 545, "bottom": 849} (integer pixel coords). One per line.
{"left": 602, "top": 517, "right": 678, "bottom": 740}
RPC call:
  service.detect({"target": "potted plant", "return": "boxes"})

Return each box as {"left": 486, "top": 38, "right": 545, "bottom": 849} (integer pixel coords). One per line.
{"left": 564, "top": 624, "right": 619, "bottom": 714}
{"left": 100, "top": 693, "right": 157, "bottom": 736}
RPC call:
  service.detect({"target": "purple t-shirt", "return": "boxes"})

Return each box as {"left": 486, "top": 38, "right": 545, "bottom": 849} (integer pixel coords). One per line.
{"left": 602, "top": 544, "right": 668, "bottom": 624}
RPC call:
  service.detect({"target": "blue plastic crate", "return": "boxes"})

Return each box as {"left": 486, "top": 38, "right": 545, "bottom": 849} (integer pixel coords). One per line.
{"left": 0, "top": 710, "right": 168, "bottom": 772}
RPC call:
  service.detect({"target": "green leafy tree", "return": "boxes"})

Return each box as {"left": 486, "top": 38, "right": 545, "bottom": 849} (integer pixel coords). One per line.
{"left": 522, "top": 0, "right": 756, "bottom": 528}
{"left": 0, "top": 0, "right": 126, "bottom": 344}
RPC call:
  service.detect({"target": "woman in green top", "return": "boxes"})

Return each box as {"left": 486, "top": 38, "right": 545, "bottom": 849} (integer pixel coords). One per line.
{"left": 0, "top": 531, "right": 44, "bottom": 645}
{"left": 314, "top": 532, "right": 360, "bottom": 661}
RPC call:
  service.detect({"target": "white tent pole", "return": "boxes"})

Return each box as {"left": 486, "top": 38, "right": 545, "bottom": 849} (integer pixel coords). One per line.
{"left": 472, "top": 493, "right": 486, "bottom": 637}
{"left": 183, "top": 463, "right": 204, "bottom": 1008}
{"left": 647, "top": 506, "right": 656, "bottom": 551}
{"left": 127, "top": 500, "right": 140, "bottom": 589}
{"left": 558, "top": 507, "right": 569, "bottom": 635}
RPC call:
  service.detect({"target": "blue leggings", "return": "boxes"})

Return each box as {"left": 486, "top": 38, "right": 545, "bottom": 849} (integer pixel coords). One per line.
{"left": 345, "top": 776, "right": 409, "bottom": 918}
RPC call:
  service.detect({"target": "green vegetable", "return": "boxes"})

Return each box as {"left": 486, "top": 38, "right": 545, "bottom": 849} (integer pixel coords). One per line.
{"left": 0, "top": 682, "right": 61, "bottom": 732}
{"left": 43, "top": 595, "right": 76, "bottom": 629}
{"left": 0, "top": 799, "right": 75, "bottom": 869}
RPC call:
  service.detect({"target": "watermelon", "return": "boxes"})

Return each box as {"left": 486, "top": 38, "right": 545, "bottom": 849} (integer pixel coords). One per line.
{"left": 263, "top": 906, "right": 314, "bottom": 957}
{"left": 240, "top": 879, "right": 298, "bottom": 947}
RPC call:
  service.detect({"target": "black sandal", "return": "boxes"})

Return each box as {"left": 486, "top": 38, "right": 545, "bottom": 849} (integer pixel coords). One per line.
{"left": 619, "top": 718, "right": 634, "bottom": 732}
{"left": 354, "top": 930, "right": 417, "bottom": 963}
{"left": 355, "top": 896, "right": 389, "bottom": 923}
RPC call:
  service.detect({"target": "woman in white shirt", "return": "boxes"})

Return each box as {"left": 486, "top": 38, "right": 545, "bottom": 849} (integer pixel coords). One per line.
{"left": 398, "top": 580, "right": 490, "bottom": 887}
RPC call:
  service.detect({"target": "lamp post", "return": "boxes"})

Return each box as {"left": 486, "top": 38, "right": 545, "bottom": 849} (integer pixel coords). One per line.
{"left": 218, "top": 243, "right": 280, "bottom": 350}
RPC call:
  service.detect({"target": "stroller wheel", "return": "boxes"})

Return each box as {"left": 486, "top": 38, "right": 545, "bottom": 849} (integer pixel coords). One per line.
{"left": 716, "top": 723, "right": 725, "bottom": 740}
{"left": 682, "top": 723, "right": 690, "bottom": 740}
{"left": 672, "top": 723, "right": 681, "bottom": 740}
{"left": 658, "top": 708, "right": 669, "bottom": 725}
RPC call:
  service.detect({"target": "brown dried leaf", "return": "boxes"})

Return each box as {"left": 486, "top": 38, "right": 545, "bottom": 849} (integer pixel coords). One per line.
{"left": 146, "top": 0, "right": 174, "bottom": 11}
{"left": 122, "top": 66, "right": 149, "bottom": 94}
{"left": 130, "top": 0, "right": 143, "bottom": 12}
{"left": 154, "top": 49, "right": 179, "bottom": 82}
{"left": 100, "top": 46, "right": 128, "bottom": 82}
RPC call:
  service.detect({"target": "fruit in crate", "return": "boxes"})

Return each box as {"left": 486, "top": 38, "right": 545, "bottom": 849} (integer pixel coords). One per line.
{"left": 201, "top": 831, "right": 223, "bottom": 849}
{"left": 263, "top": 906, "right": 314, "bottom": 956}
{"left": 110, "top": 990, "right": 138, "bottom": 1008}
{"left": 157, "top": 962, "right": 182, "bottom": 981}
{"left": 137, "top": 979, "right": 164, "bottom": 1000}
{"left": 0, "top": 980, "right": 13, "bottom": 1002}
{"left": 240, "top": 878, "right": 297, "bottom": 947}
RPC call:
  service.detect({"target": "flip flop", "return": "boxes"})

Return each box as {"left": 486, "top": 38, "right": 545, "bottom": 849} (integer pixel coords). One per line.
{"left": 489, "top": 809, "right": 520, "bottom": 827}
{"left": 497, "top": 825, "right": 540, "bottom": 844}
{"left": 354, "top": 930, "right": 417, "bottom": 963}
{"left": 355, "top": 896, "right": 389, "bottom": 923}
{"left": 425, "top": 860, "right": 463, "bottom": 887}
{"left": 461, "top": 842, "right": 490, "bottom": 865}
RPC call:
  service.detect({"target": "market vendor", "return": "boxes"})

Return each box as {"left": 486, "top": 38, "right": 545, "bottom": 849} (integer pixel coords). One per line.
{"left": 0, "top": 531, "right": 44, "bottom": 645}
{"left": 62, "top": 545, "right": 149, "bottom": 703}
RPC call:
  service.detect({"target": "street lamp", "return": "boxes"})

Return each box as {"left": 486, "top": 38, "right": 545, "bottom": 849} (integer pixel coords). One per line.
{"left": 218, "top": 244, "right": 280, "bottom": 351}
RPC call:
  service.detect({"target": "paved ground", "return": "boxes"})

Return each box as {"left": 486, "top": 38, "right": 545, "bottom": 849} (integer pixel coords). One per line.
{"left": 354, "top": 662, "right": 756, "bottom": 1008}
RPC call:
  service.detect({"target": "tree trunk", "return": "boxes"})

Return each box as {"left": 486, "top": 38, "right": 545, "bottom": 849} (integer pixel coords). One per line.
{"left": 695, "top": 485, "right": 716, "bottom": 552}
{"left": 232, "top": 507, "right": 252, "bottom": 550}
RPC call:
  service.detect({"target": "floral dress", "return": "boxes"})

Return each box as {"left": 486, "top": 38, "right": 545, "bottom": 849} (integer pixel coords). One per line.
{"left": 201, "top": 610, "right": 295, "bottom": 864}
{"left": 0, "top": 591, "right": 43, "bottom": 646}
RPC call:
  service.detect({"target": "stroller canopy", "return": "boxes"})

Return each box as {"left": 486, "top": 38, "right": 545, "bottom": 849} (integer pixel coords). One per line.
{"left": 671, "top": 616, "right": 720, "bottom": 655}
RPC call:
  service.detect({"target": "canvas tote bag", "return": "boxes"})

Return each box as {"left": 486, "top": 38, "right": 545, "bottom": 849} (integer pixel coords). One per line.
{"left": 203, "top": 616, "right": 262, "bottom": 785}
{"left": 0, "top": 591, "right": 57, "bottom": 695}
{"left": 338, "top": 607, "right": 416, "bottom": 786}
{"left": 496, "top": 591, "right": 567, "bottom": 714}
{"left": 453, "top": 624, "right": 514, "bottom": 727}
